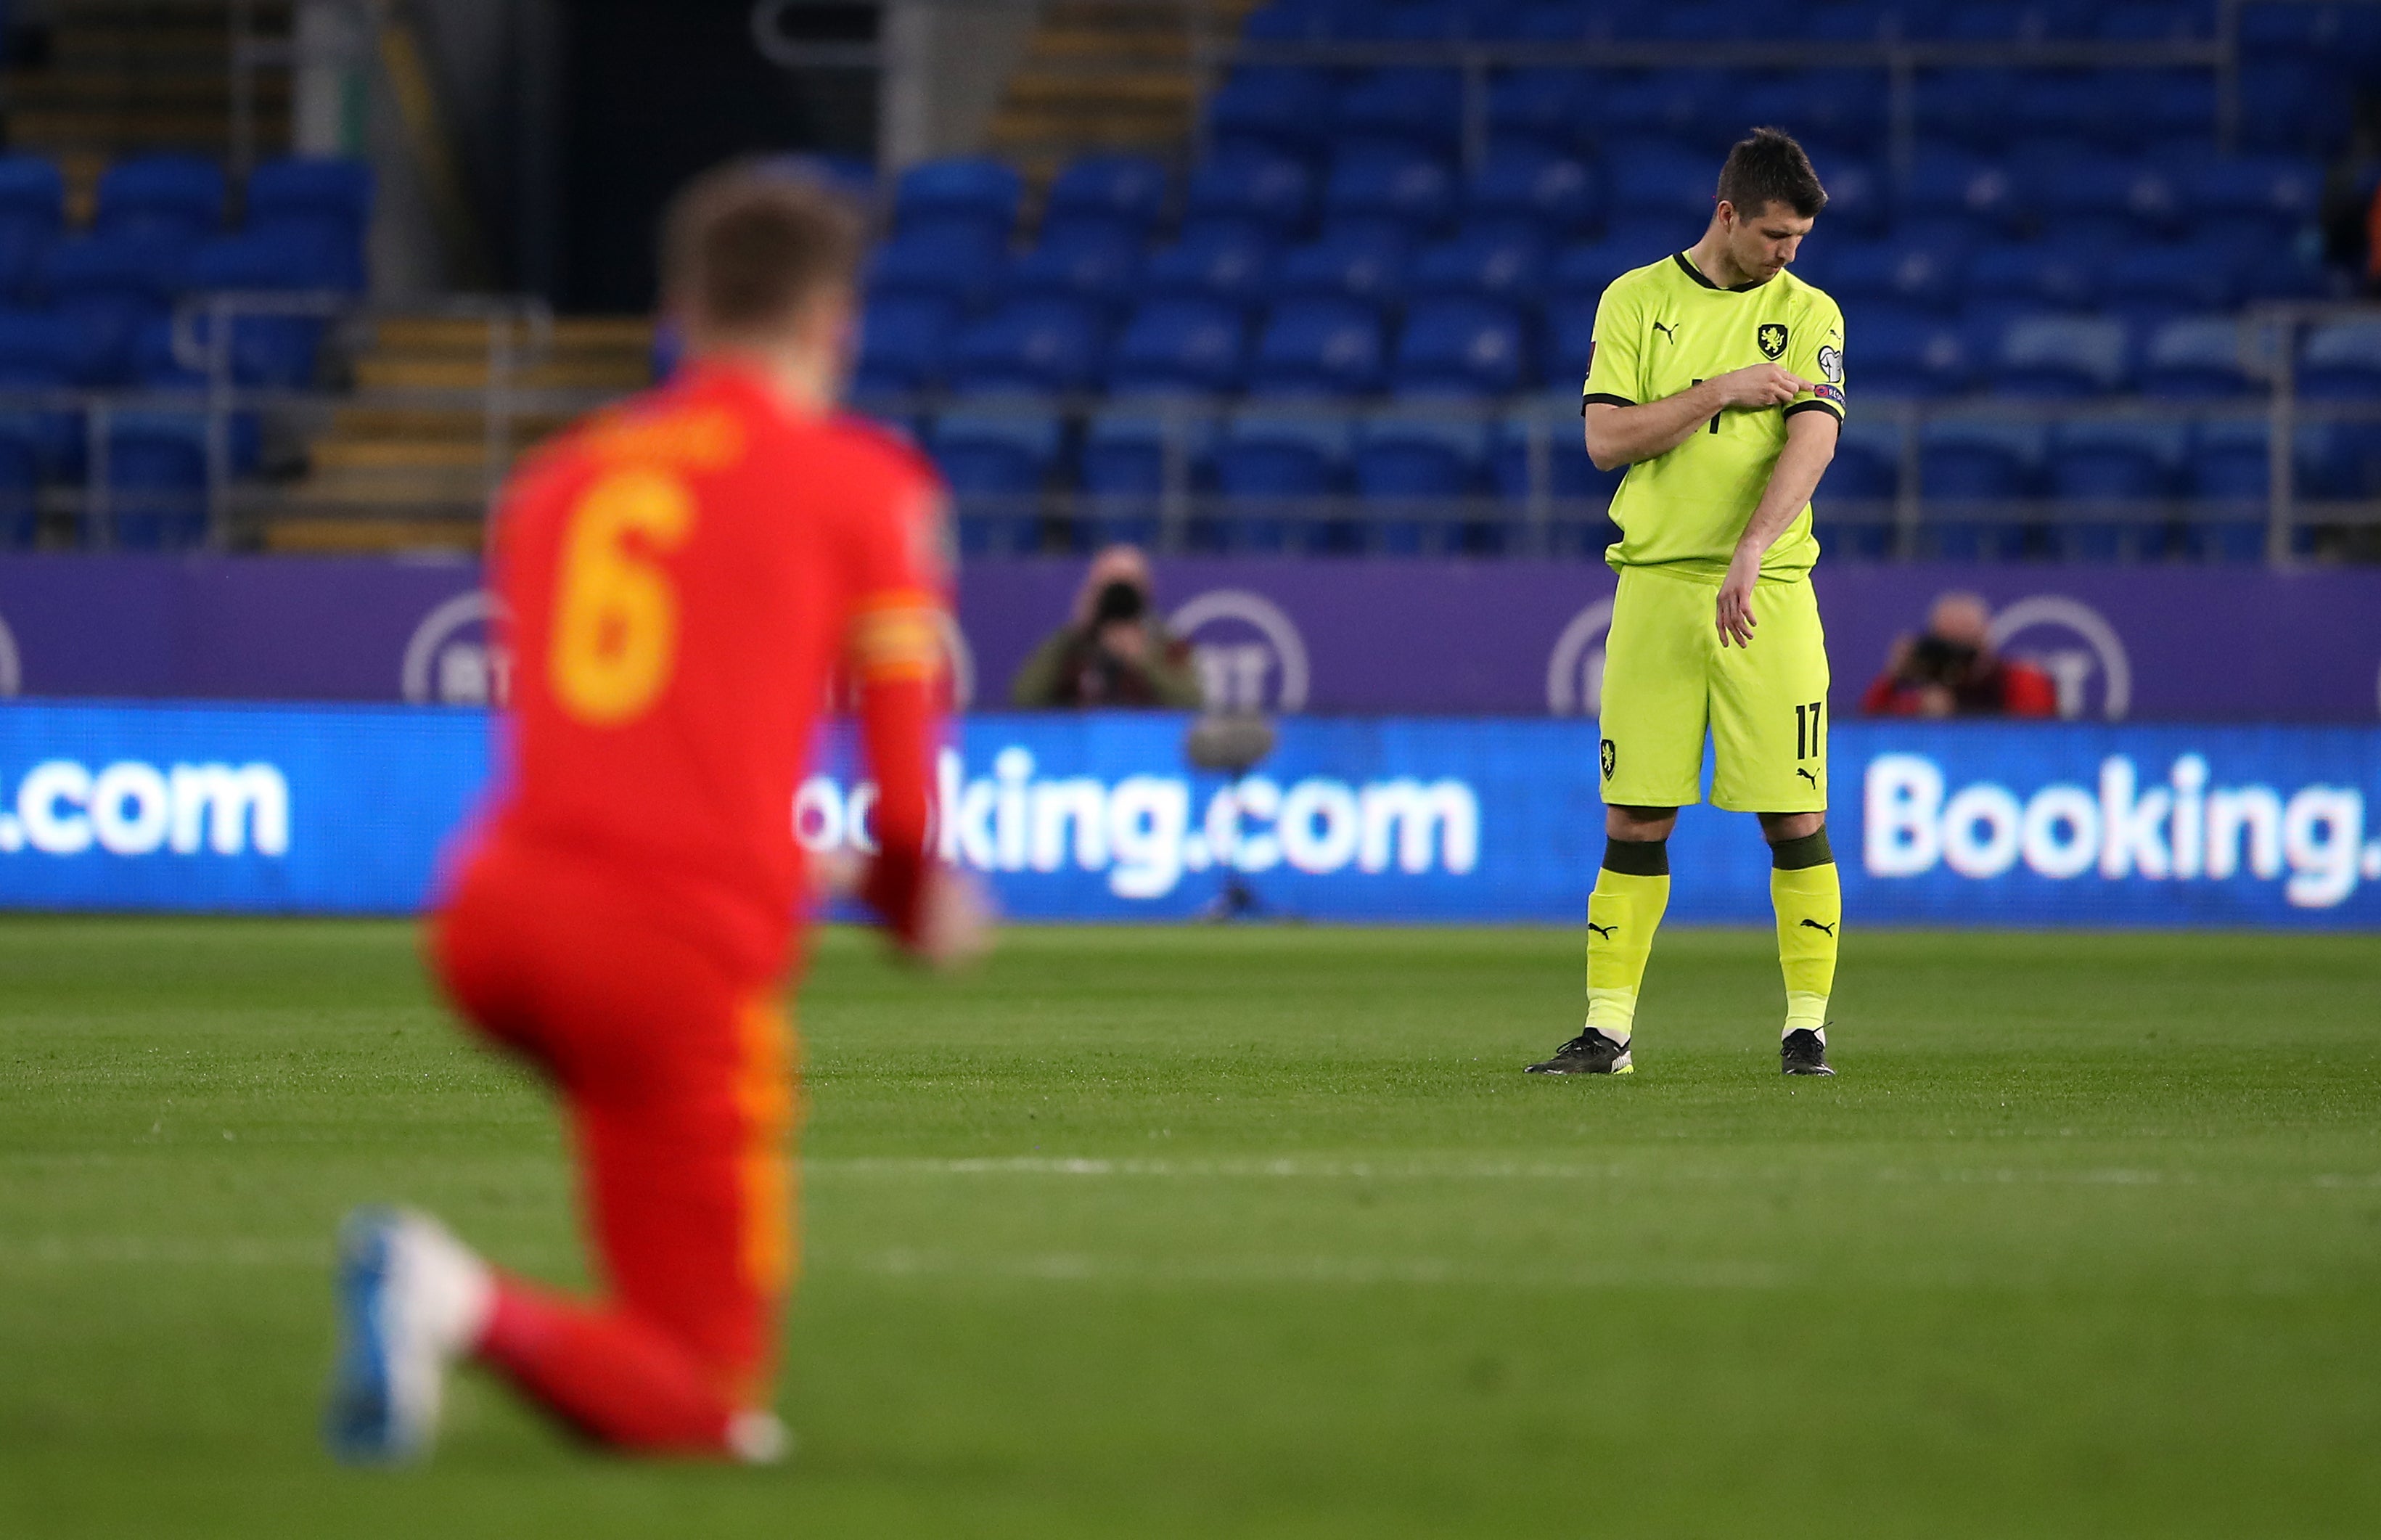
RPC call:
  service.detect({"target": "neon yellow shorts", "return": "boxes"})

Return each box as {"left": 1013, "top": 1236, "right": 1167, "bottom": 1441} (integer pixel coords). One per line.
{"left": 1597, "top": 565, "right": 1831, "bottom": 814}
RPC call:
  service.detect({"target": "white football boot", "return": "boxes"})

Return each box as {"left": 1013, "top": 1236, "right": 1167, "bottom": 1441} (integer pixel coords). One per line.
{"left": 323, "top": 1207, "right": 493, "bottom": 1464}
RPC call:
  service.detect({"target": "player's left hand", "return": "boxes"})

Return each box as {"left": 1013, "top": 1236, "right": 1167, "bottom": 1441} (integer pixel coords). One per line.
{"left": 1716, "top": 549, "right": 1761, "bottom": 648}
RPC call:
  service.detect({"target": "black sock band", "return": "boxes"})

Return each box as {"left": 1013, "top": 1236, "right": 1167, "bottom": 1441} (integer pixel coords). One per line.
{"left": 1601, "top": 837, "right": 1670, "bottom": 877}
{"left": 1769, "top": 828, "right": 1834, "bottom": 871}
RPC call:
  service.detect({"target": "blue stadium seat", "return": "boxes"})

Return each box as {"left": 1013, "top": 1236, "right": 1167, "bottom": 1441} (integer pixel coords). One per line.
{"left": 1735, "top": 72, "right": 1888, "bottom": 158}
{"left": 1465, "top": 143, "right": 1598, "bottom": 244}
{"left": 38, "top": 234, "right": 191, "bottom": 385}
{"left": 1808, "top": 155, "right": 1888, "bottom": 237}
{"left": 1937, "top": 2, "right": 2093, "bottom": 41}
{"left": 1542, "top": 296, "right": 1595, "bottom": 384}
{"left": 2097, "top": 1, "right": 2216, "bottom": 41}
{"left": 1593, "top": 72, "right": 1732, "bottom": 151}
{"left": 1911, "top": 68, "right": 2016, "bottom": 151}
{"left": 1208, "top": 67, "right": 1337, "bottom": 158}
{"left": 1854, "top": 303, "right": 1972, "bottom": 397}
{"left": 2104, "top": 244, "right": 2240, "bottom": 336}
{"left": 2045, "top": 418, "right": 2183, "bottom": 559}
{"left": 2033, "top": 152, "right": 2170, "bottom": 246}
{"left": 0, "top": 307, "right": 84, "bottom": 477}
{"left": 1996, "top": 314, "right": 2129, "bottom": 397}
{"left": 0, "top": 154, "right": 65, "bottom": 229}
{"left": 893, "top": 157, "right": 1022, "bottom": 238}
{"left": 1354, "top": 413, "right": 1487, "bottom": 553}
{"left": 1184, "top": 148, "right": 1315, "bottom": 235}
{"left": 1393, "top": 298, "right": 1529, "bottom": 395}
{"left": 1321, "top": 144, "right": 1456, "bottom": 237}
{"left": 1501, "top": 1, "right": 1612, "bottom": 42}
{"left": 931, "top": 402, "right": 1060, "bottom": 554}
{"left": 0, "top": 422, "right": 35, "bottom": 547}
{"left": 2239, "top": 1, "right": 2381, "bottom": 65}
{"left": 1143, "top": 220, "right": 1279, "bottom": 303}
{"left": 1485, "top": 68, "right": 1594, "bottom": 157}
{"left": 1802, "top": 1, "right": 1900, "bottom": 42}
{"left": 1407, "top": 228, "right": 1545, "bottom": 306}
{"left": 167, "top": 260, "right": 325, "bottom": 390}
{"left": 1822, "top": 238, "right": 1962, "bottom": 311}
{"left": 0, "top": 155, "right": 64, "bottom": 302}
{"left": 2131, "top": 71, "right": 2218, "bottom": 153}
{"left": 1824, "top": 415, "right": 1902, "bottom": 501}
{"left": 243, "top": 157, "right": 372, "bottom": 290}
{"left": 2181, "top": 417, "right": 2293, "bottom": 561}
{"left": 1107, "top": 298, "right": 1247, "bottom": 395}
{"left": 1241, "top": 0, "right": 1370, "bottom": 40}
{"left": 1006, "top": 221, "right": 1144, "bottom": 313}
{"left": 1213, "top": 405, "right": 1351, "bottom": 551}
{"left": 1964, "top": 240, "right": 2099, "bottom": 321}
{"left": 1043, "top": 154, "right": 1171, "bottom": 234}
{"left": 1081, "top": 401, "right": 1216, "bottom": 498}
{"left": 1816, "top": 414, "right": 1901, "bottom": 558}
{"left": 1918, "top": 417, "right": 2041, "bottom": 559}
{"left": 946, "top": 299, "right": 1105, "bottom": 394}
{"left": 865, "top": 220, "right": 1008, "bottom": 309}
{"left": 105, "top": 409, "right": 239, "bottom": 550}
{"left": 96, "top": 154, "right": 226, "bottom": 242}
{"left": 2139, "top": 315, "right": 2269, "bottom": 400}
{"left": 1490, "top": 408, "right": 1618, "bottom": 506}
{"left": 854, "top": 294, "right": 956, "bottom": 395}
{"left": 2298, "top": 319, "right": 2381, "bottom": 399}
{"left": 1603, "top": 138, "right": 1716, "bottom": 225}
{"left": 1277, "top": 226, "right": 1411, "bottom": 305}
{"left": 1372, "top": 0, "right": 1527, "bottom": 41}
{"left": 2180, "top": 155, "right": 2324, "bottom": 247}
{"left": 1901, "top": 147, "right": 2022, "bottom": 234}
{"left": 1248, "top": 298, "right": 1386, "bottom": 395}
{"left": 1335, "top": 68, "right": 1465, "bottom": 157}
{"left": 1549, "top": 224, "right": 1679, "bottom": 298}
{"left": 2236, "top": 62, "right": 2353, "bottom": 155}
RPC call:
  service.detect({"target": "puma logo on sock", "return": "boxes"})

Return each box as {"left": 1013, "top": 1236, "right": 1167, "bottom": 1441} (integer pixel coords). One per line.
{"left": 1587, "top": 922, "right": 1618, "bottom": 940}
{"left": 1799, "top": 918, "right": 1837, "bottom": 936}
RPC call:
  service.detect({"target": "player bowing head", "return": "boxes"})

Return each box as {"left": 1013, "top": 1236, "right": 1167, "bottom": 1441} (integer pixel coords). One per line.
{"left": 1708, "top": 126, "right": 1827, "bottom": 287}
{"left": 1534, "top": 127, "right": 1845, "bottom": 1081}
{"left": 324, "top": 161, "right": 988, "bottom": 1468}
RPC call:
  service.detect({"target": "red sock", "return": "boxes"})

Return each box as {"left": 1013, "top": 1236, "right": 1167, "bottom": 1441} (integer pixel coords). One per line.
{"left": 474, "top": 1273, "right": 740, "bottom": 1453}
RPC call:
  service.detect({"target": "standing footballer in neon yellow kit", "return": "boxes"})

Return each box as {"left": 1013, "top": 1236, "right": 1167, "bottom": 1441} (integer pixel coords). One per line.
{"left": 1528, "top": 128, "right": 1845, "bottom": 1078}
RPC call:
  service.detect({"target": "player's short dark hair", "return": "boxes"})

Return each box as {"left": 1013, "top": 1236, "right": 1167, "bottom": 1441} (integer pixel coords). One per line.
{"left": 1716, "top": 128, "right": 1828, "bottom": 220}
{"left": 660, "top": 161, "right": 864, "bottom": 335}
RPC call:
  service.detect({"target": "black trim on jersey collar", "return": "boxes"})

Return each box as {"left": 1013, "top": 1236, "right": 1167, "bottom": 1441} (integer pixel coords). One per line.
{"left": 1672, "top": 252, "right": 1771, "bottom": 293}
{"left": 1783, "top": 399, "right": 1843, "bottom": 422}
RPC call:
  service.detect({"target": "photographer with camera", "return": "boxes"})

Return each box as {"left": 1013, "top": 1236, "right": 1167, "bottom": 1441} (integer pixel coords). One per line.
{"left": 1860, "top": 591, "right": 2057, "bottom": 719}
{"left": 1009, "top": 545, "right": 1206, "bottom": 710}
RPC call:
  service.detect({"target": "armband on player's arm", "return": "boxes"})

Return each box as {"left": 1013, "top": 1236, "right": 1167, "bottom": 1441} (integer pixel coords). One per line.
{"left": 846, "top": 594, "right": 946, "bottom": 946}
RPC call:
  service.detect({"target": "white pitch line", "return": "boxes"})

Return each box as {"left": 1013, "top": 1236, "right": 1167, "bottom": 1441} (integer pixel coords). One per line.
{"left": 808, "top": 1156, "right": 2380, "bottom": 1190}
{"left": 823, "top": 1248, "right": 1795, "bottom": 1292}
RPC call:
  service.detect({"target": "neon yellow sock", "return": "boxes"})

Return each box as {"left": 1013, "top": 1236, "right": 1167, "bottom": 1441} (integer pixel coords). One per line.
{"left": 1585, "top": 869, "right": 1669, "bottom": 1043}
{"left": 1771, "top": 861, "right": 1841, "bottom": 1039}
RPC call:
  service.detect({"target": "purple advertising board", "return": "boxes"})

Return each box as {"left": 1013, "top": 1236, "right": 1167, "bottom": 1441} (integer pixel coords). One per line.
{"left": 0, "top": 554, "right": 2375, "bottom": 721}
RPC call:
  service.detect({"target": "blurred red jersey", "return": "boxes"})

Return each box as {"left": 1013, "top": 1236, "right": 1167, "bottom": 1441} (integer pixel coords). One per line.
{"left": 472, "top": 360, "right": 948, "bottom": 977}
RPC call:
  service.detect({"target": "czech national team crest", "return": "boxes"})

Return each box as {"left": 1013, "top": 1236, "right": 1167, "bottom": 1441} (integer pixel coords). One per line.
{"left": 1599, "top": 737, "right": 1617, "bottom": 780}
{"left": 1758, "top": 323, "right": 1788, "bottom": 360}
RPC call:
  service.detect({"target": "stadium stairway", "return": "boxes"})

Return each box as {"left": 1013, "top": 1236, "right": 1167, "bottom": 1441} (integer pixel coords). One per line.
{"left": 2, "top": 0, "right": 291, "bottom": 219}
{"left": 986, "top": 0, "right": 1261, "bottom": 196}
{"left": 265, "top": 315, "right": 652, "bottom": 554}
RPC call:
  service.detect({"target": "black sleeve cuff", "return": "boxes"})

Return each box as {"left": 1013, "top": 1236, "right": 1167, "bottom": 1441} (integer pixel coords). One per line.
{"left": 1580, "top": 393, "right": 1635, "bottom": 414}
{"left": 1783, "top": 399, "right": 1844, "bottom": 421}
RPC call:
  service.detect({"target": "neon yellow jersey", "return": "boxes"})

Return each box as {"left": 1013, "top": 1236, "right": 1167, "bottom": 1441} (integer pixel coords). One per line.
{"left": 1581, "top": 253, "right": 1846, "bottom": 582}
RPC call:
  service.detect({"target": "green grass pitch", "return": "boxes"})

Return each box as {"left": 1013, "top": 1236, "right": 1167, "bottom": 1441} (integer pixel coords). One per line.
{"left": 4, "top": 917, "right": 2380, "bottom": 1539}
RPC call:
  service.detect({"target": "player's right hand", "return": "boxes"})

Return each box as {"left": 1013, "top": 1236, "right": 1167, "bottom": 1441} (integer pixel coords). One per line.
{"left": 909, "top": 865, "right": 996, "bottom": 972}
{"left": 1708, "top": 364, "right": 1810, "bottom": 410}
